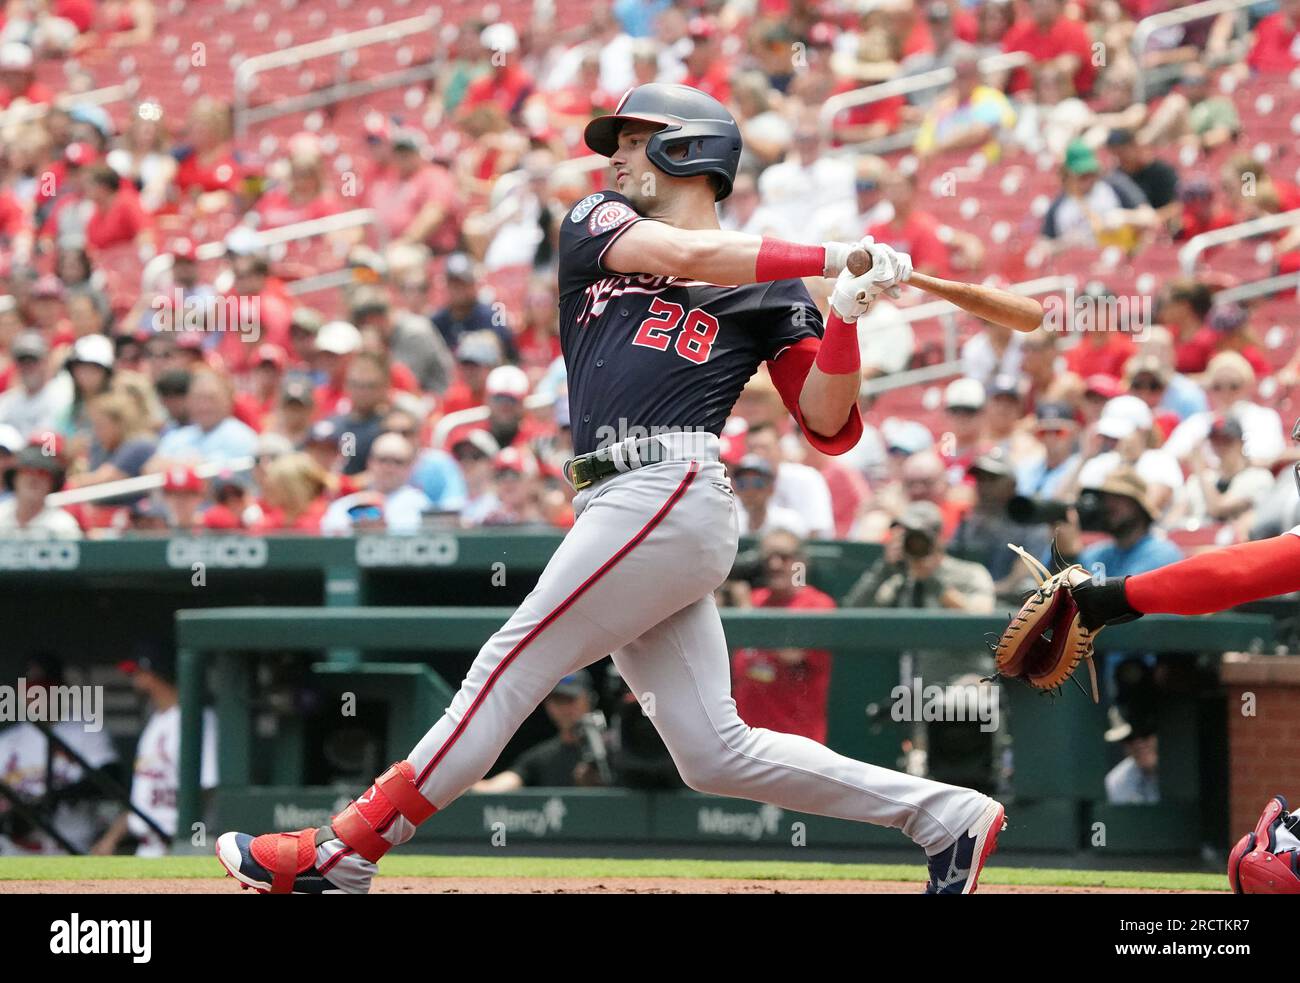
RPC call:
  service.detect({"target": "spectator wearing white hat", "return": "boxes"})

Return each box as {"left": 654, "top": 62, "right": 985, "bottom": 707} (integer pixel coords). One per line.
{"left": 939, "top": 377, "right": 988, "bottom": 484}
{"left": 1074, "top": 394, "right": 1182, "bottom": 515}
{"left": 0, "top": 42, "right": 51, "bottom": 109}
{"left": 450, "top": 428, "right": 502, "bottom": 525}
{"left": 321, "top": 432, "right": 432, "bottom": 535}
{"left": 0, "top": 423, "right": 23, "bottom": 503}
{"left": 57, "top": 333, "right": 114, "bottom": 443}
{"left": 483, "top": 364, "right": 543, "bottom": 450}
{"left": 311, "top": 319, "right": 363, "bottom": 418}
{"left": 461, "top": 22, "right": 533, "bottom": 119}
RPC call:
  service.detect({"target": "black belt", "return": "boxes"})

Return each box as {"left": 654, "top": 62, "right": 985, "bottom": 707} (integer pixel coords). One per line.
{"left": 565, "top": 438, "right": 670, "bottom": 490}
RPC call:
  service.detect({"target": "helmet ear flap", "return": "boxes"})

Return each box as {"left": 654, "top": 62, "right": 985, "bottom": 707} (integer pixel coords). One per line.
{"left": 1227, "top": 832, "right": 1255, "bottom": 894}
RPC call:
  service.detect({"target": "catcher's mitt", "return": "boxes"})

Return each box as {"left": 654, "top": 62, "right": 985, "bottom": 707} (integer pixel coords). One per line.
{"left": 992, "top": 544, "right": 1101, "bottom": 702}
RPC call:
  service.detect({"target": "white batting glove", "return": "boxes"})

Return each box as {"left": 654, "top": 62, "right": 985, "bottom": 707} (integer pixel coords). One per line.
{"left": 829, "top": 266, "right": 876, "bottom": 321}
{"left": 821, "top": 235, "right": 875, "bottom": 278}
{"left": 861, "top": 242, "right": 913, "bottom": 299}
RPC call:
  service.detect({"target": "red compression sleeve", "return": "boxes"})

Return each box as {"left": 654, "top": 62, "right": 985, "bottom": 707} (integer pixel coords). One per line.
{"left": 813, "top": 312, "right": 861, "bottom": 375}
{"left": 754, "top": 238, "right": 826, "bottom": 282}
{"left": 1125, "top": 533, "right": 1300, "bottom": 616}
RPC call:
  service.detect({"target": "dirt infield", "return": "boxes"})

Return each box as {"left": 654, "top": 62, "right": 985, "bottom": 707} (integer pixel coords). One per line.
{"left": 0, "top": 877, "right": 1211, "bottom": 894}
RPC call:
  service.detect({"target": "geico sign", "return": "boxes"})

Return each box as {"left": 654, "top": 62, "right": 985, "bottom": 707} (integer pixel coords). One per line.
{"left": 0, "top": 541, "right": 80, "bottom": 570}
{"left": 356, "top": 535, "right": 459, "bottom": 567}
{"left": 166, "top": 537, "right": 269, "bottom": 568}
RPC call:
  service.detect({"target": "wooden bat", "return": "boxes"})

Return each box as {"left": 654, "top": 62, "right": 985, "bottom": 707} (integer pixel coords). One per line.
{"left": 845, "top": 247, "right": 1042, "bottom": 333}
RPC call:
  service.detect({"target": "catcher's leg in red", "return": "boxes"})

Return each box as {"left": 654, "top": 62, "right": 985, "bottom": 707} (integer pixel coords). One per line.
{"left": 610, "top": 593, "right": 1006, "bottom": 894}
{"left": 217, "top": 460, "right": 738, "bottom": 893}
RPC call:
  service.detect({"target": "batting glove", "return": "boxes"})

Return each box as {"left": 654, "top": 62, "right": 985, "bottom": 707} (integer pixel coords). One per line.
{"left": 829, "top": 266, "right": 877, "bottom": 321}
{"left": 821, "top": 236, "right": 875, "bottom": 278}
{"left": 862, "top": 242, "right": 913, "bottom": 299}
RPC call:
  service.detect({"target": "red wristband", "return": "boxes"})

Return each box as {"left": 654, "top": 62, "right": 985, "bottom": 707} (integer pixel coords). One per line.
{"left": 1125, "top": 533, "right": 1300, "bottom": 615}
{"left": 813, "top": 312, "right": 861, "bottom": 376}
{"left": 755, "top": 238, "right": 826, "bottom": 282}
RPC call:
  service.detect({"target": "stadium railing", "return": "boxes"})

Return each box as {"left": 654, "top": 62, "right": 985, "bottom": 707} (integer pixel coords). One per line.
{"left": 137, "top": 207, "right": 381, "bottom": 292}
{"left": 232, "top": 10, "right": 443, "bottom": 135}
{"left": 1131, "top": 0, "right": 1256, "bottom": 103}
{"left": 1179, "top": 208, "right": 1300, "bottom": 275}
{"left": 860, "top": 274, "right": 1075, "bottom": 397}
{"left": 0, "top": 82, "right": 131, "bottom": 130}
{"left": 816, "top": 51, "right": 1032, "bottom": 152}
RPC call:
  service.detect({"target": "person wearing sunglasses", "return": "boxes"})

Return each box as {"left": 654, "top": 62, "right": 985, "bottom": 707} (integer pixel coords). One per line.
{"left": 321, "top": 432, "right": 431, "bottom": 535}
{"left": 1165, "top": 351, "right": 1286, "bottom": 466}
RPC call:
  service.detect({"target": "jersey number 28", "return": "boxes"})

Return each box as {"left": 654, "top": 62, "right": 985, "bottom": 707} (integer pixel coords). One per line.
{"left": 631, "top": 298, "right": 719, "bottom": 365}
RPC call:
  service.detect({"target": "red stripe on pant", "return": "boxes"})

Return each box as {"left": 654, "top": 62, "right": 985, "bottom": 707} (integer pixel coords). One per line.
{"left": 321, "top": 461, "right": 701, "bottom": 874}
{"left": 414, "top": 460, "right": 700, "bottom": 790}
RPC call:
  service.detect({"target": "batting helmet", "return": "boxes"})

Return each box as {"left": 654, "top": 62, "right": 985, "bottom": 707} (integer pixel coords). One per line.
{"left": 1227, "top": 794, "right": 1300, "bottom": 894}
{"left": 583, "top": 83, "right": 742, "bottom": 201}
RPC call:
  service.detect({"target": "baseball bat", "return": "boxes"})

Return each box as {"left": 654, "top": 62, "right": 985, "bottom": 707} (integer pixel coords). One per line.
{"left": 845, "top": 247, "right": 1043, "bottom": 333}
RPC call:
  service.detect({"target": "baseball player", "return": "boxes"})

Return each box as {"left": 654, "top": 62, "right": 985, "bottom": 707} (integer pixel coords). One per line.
{"left": 217, "top": 83, "right": 1006, "bottom": 895}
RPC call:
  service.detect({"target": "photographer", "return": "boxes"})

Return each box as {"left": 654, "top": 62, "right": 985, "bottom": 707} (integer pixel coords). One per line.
{"left": 844, "top": 502, "right": 998, "bottom": 791}
{"left": 845, "top": 502, "right": 995, "bottom": 616}
{"left": 470, "top": 671, "right": 607, "bottom": 790}
{"left": 949, "top": 450, "right": 1052, "bottom": 597}
{"left": 1051, "top": 469, "right": 1183, "bottom": 578}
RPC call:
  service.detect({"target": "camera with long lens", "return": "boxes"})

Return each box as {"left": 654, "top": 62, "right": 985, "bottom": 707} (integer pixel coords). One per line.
{"left": 1007, "top": 488, "right": 1109, "bottom": 533}
{"left": 902, "top": 529, "right": 936, "bottom": 560}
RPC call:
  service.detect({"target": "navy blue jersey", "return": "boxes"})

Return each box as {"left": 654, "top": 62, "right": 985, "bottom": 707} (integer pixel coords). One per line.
{"left": 558, "top": 191, "right": 825, "bottom": 457}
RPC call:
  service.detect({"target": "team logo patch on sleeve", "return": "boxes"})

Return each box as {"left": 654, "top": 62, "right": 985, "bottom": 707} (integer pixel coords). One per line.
{"left": 588, "top": 201, "right": 637, "bottom": 235}
{"left": 570, "top": 193, "right": 605, "bottom": 223}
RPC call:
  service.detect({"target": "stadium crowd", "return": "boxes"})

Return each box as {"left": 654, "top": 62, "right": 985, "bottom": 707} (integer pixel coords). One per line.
{"left": 0, "top": 0, "right": 1296, "bottom": 572}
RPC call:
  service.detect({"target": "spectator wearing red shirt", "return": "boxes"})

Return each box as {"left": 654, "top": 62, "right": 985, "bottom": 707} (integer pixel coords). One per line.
{"left": 730, "top": 529, "right": 835, "bottom": 744}
{"left": 311, "top": 320, "right": 363, "bottom": 418}
{"left": 680, "top": 18, "right": 733, "bottom": 105}
{"left": 1173, "top": 176, "right": 1236, "bottom": 241}
{"left": 1176, "top": 302, "right": 1272, "bottom": 378}
{"left": 1246, "top": 0, "right": 1300, "bottom": 74}
{"left": 0, "top": 43, "right": 52, "bottom": 109}
{"left": 365, "top": 131, "right": 462, "bottom": 254}
{"left": 218, "top": 252, "right": 294, "bottom": 372}
{"left": 867, "top": 170, "right": 952, "bottom": 278}
{"left": 1062, "top": 284, "right": 1138, "bottom": 379}
{"left": 252, "top": 452, "right": 332, "bottom": 533}
{"left": 439, "top": 332, "right": 502, "bottom": 416}
{"left": 174, "top": 98, "right": 243, "bottom": 195}
{"left": 84, "top": 165, "right": 151, "bottom": 252}
{"left": 461, "top": 23, "right": 534, "bottom": 119}
{"left": 1003, "top": 0, "right": 1096, "bottom": 96}
{"left": 253, "top": 143, "right": 343, "bottom": 230}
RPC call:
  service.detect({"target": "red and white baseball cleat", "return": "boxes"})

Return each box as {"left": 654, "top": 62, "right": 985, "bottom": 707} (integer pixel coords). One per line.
{"left": 216, "top": 829, "right": 348, "bottom": 894}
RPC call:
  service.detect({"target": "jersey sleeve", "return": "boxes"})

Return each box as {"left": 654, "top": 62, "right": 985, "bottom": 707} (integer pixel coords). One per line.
{"left": 557, "top": 190, "right": 645, "bottom": 295}
{"left": 760, "top": 279, "right": 864, "bottom": 456}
